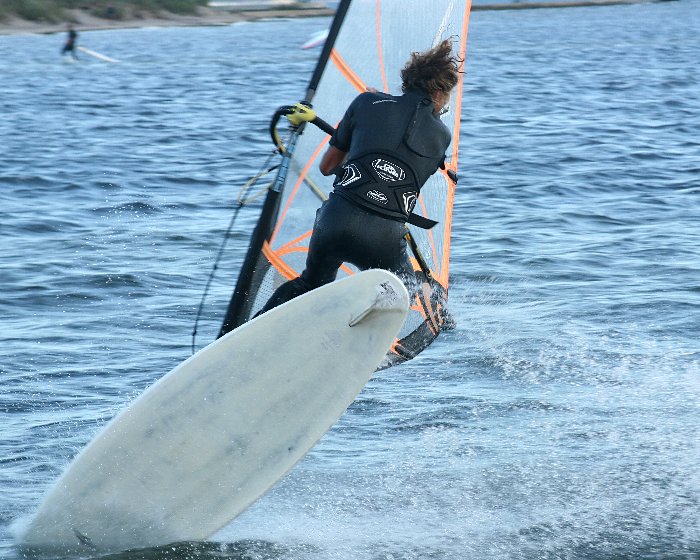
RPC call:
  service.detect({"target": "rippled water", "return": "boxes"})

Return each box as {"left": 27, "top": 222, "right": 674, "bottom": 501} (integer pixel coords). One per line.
{"left": 1, "top": 2, "right": 699, "bottom": 559}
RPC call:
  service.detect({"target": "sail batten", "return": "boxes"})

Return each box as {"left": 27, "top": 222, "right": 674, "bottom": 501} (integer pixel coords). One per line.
{"left": 219, "top": 0, "right": 472, "bottom": 366}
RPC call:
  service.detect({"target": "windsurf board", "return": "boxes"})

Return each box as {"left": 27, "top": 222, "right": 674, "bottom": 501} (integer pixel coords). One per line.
{"left": 20, "top": 269, "right": 409, "bottom": 553}
{"left": 77, "top": 46, "right": 119, "bottom": 63}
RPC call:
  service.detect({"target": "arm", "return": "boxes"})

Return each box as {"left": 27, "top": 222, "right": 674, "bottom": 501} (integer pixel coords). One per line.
{"left": 319, "top": 145, "right": 347, "bottom": 176}
{"left": 319, "top": 93, "right": 364, "bottom": 175}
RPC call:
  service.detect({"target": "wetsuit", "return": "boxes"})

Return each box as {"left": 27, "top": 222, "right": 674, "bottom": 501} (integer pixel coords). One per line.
{"left": 257, "top": 88, "right": 451, "bottom": 315}
{"left": 62, "top": 29, "right": 77, "bottom": 58}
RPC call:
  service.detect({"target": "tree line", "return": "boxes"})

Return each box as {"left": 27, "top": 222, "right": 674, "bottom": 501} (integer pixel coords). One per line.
{"left": 0, "top": 0, "right": 209, "bottom": 22}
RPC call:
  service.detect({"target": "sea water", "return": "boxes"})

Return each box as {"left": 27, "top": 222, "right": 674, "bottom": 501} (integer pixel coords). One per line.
{"left": 1, "top": 2, "right": 698, "bottom": 559}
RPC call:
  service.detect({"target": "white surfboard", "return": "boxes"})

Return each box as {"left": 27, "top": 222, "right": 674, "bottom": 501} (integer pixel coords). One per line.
{"left": 20, "top": 270, "right": 409, "bottom": 553}
{"left": 77, "top": 46, "right": 120, "bottom": 63}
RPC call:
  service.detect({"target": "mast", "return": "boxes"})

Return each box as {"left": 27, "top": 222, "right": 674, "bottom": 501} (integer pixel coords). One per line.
{"left": 217, "top": 0, "right": 353, "bottom": 338}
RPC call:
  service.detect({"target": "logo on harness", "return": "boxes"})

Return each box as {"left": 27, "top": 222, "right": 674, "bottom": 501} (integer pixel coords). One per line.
{"left": 367, "top": 190, "right": 388, "bottom": 204}
{"left": 337, "top": 163, "right": 362, "bottom": 187}
{"left": 372, "top": 158, "right": 406, "bottom": 182}
{"left": 403, "top": 191, "right": 418, "bottom": 214}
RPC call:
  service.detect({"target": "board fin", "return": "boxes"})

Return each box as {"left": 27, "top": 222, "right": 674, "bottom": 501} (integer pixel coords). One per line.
{"left": 73, "top": 529, "right": 96, "bottom": 549}
{"left": 348, "top": 280, "right": 403, "bottom": 327}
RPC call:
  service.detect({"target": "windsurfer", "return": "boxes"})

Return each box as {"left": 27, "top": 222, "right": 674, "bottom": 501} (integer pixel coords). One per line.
{"left": 62, "top": 25, "right": 78, "bottom": 59}
{"left": 256, "top": 39, "right": 461, "bottom": 316}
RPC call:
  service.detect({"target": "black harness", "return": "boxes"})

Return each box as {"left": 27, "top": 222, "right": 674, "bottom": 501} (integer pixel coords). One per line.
{"left": 333, "top": 151, "right": 438, "bottom": 229}
{"left": 330, "top": 93, "right": 456, "bottom": 229}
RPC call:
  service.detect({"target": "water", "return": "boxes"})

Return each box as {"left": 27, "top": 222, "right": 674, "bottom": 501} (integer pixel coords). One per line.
{"left": 1, "top": 2, "right": 699, "bottom": 559}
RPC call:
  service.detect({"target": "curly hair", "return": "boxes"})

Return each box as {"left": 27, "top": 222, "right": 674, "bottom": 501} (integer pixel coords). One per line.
{"left": 401, "top": 39, "right": 461, "bottom": 95}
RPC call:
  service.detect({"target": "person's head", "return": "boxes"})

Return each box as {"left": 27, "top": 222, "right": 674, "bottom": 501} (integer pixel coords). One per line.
{"left": 401, "top": 39, "right": 461, "bottom": 113}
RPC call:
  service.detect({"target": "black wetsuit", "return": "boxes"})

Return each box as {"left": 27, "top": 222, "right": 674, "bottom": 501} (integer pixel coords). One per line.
{"left": 257, "top": 89, "right": 451, "bottom": 315}
{"left": 62, "top": 29, "right": 77, "bottom": 58}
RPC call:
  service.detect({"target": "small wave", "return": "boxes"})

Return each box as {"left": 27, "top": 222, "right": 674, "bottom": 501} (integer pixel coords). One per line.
{"left": 160, "top": 175, "right": 221, "bottom": 187}
{"left": 2, "top": 175, "right": 55, "bottom": 188}
{"left": 92, "top": 538, "right": 319, "bottom": 560}
{"left": 11, "top": 217, "right": 91, "bottom": 235}
{"left": 9, "top": 291, "right": 103, "bottom": 307}
{"left": 85, "top": 273, "right": 142, "bottom": 289}
{"left": 92, "top": 202, "right": 160, "bottom": 215}
{"left": 163, "top": 233, "right": 192, "bottom": 243}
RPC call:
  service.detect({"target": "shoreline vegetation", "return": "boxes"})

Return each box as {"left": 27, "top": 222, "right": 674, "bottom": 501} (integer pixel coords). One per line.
{"left": 0, "top": 0, "right": 334, "bottom": 35}
{"left": 0, "top": 0, "right": 674, "bottom": 36}
{"left": 0, "top": 0, "right": 210, "bottom": 22}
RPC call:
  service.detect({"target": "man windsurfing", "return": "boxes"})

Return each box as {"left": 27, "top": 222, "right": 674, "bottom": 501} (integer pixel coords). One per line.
{"left": 62, "top": 25, "right": 78, "bottom": 60}
{"left": 256, "top": 39, "right": 461, "bottom": 316}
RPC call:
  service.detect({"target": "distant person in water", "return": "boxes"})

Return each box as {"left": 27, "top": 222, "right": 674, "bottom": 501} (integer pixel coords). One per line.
{"left": 62, "top": 25, "right": 78, "bottom": 59}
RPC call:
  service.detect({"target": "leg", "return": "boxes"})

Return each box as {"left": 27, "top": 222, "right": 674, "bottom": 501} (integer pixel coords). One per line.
{"left": 337, "top": 205, "right": 418, "bottom": 293}
{"left": 254, "top": 276, "right": 314, "bottom": 317}
{"left": 255, "top": 201, "right": 343, "bottom": 317}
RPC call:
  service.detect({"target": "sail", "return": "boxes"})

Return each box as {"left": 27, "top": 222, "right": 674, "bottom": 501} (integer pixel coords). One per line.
{"left": 220, "top": 0, "right": 472, "bottom": 368}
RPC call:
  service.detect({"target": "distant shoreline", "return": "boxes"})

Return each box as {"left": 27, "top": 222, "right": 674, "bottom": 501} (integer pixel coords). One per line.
{"left": 473, "top": 0, "right": 671, "bottom": 10}
{"left": 0, "top": 5, "right": 334, "bottom": 36}
{"left": 0, "top": 0, "right": 669, "bottom": 37}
